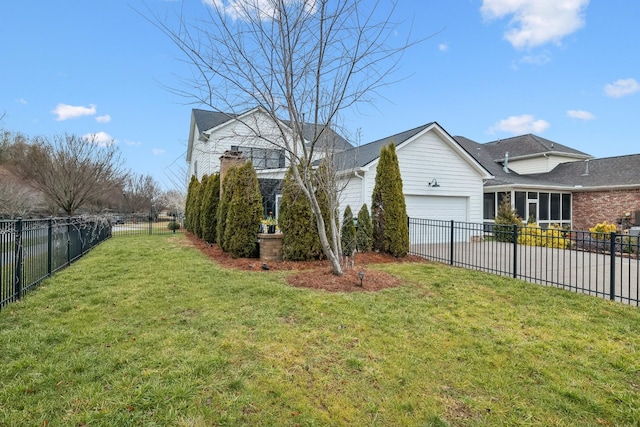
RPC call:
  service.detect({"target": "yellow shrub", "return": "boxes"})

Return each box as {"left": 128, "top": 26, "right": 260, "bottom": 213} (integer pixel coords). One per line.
{"left": 589, "top": 221, "right": 617, "bottom": 239}
{"left": 518, "top": 224, "right": 543, "bottom": 246}
{"left": 518, "top": 224, "right": 571, "bottom": 249}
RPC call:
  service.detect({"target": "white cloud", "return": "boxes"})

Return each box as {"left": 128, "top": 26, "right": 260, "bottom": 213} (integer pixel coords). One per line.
{"left": 16, "top": 98, "right": 28, "bottom": 105}
{"left": 519, "top": 51, "right": 551, "bottom": 65}
{"left": 490, "top": 114, "right": 550, "bottom": 134}
{"left": 203, "top": 0, "right": 317, "bottom": 21}
{"left": 96, "top": 114, "right": 111, "bottom": 123}
{"left": 52, "top": 103, "right": 97, "bottom": 121}
{"left": 567, "top": 109, "right": 595, "bottom": 121}
{"left": 82, "top": 132, "right": 116, "bottom": 147}
{"left": 438, "top": 43, "right": 449, "bottom": 52}
{"left": 125, "top": 140, "right": 142, "bottom": 146}
{"left": 481, "top": 0, "right": 589, "bottom": 49}
{"left": 604, "top": 78, "right": 640, "bottom": 98}
{"left": 153, "top": 148, "right": 165, "bottom": 155}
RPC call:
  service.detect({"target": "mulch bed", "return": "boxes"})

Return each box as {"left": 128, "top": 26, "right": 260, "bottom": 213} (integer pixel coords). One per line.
{"left": 184, "top": 233, "right": 427, "bottom": 292}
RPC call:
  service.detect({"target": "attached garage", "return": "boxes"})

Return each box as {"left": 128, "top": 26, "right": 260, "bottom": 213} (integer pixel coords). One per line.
{"left": 333, "top": 122, "right": 493, "bottom": 245}
{"left": 405, "top": 195, "right": 469, "bottom": 221}
{"left": 406, "top": 195, "right": 470, "bottom": 244}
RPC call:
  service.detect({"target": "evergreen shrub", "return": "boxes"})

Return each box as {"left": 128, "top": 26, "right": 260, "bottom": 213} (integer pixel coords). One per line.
{"left": 279, "top": 166, "right": 323, "bottom": 261}
{"left": 223, "top": 162, "right": 262, "bottom": 258}
{"left": 371, "top": 142, "right": 409, "bottom": 257}
{"left": 341, "top": 205, "right": 356, "bottom": 257}
{"left": 356, "top": 203, "right": 373, "bottom": 252}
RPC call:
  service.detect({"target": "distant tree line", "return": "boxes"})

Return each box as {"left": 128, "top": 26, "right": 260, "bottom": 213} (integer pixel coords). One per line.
{"left": 0, "top": 128, "right": 183, "bottom": 218}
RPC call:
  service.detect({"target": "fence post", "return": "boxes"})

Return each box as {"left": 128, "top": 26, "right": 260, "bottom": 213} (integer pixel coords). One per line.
{"left": 47, "top": 218, "right": 53, "bottom": 276}
{"left": 512, "top": 224, "right": 518, "bottom": 279}
{"left": 449, "top": 220, "right": 454, "bottom": 265}
{"left": 609, "top": 232, "right": 616, "bottom": 301}
{"left": 14, "top": 218, "right": 23, "bottom": 300}
{"left": 149, "top": 211, "right": 153, "bottom": 235}
{"left": 67, "top": 217, "right": 72, "bottom": 267}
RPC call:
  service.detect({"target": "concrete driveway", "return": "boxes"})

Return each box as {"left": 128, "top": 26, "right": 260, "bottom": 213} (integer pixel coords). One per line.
{"left": 410, "top": 240, "right": 639, "bottom": 306}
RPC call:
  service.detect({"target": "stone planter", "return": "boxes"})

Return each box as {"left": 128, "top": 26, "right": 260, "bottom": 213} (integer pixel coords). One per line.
{"left": 258, "top": 233, "right": 283, "bottom": 261}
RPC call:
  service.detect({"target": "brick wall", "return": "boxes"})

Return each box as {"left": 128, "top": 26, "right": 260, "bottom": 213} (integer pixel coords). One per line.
{"left": 258, "top": 233, "right": 283, "bottom": 261}
{"left": 572, "top": 189, "right": 640, "bottom": 231}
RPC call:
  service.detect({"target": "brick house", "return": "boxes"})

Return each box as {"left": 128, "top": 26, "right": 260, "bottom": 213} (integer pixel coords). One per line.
{"left": 455, "top": 134, "right": 640, "bottom": 231}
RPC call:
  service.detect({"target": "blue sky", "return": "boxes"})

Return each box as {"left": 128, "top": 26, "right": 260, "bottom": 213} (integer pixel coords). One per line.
{"left": 1, "top": 1, "right": 639, "bottom": 190}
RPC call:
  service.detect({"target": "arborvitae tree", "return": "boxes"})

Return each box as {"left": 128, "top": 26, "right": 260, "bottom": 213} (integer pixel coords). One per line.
{"left": 185, "top": 175, "right": 198, "bottom": 232}
{"left": 494, "top": 193, "right": 522, "bottom": 242}
{"left": 356, "top": 203, "right": 373, "bottom": 252}
{"left": 279, "top": 165, "right": 323, "bottom": 261}
{"left": 341, "top": 205, "right": 356, "bottom": 257}
{"left": 200, "top": 173, "right": 220, "bottom": 243}
{"left": 192, "top": 175, "right": 208, "bottom": 239}
{"left": 371, "top": 142, "right": 409, "bottom": 257}
{"left": 223, "top": 161, "right": 262, "bottom": 258}
{"left": 188, "top": 177, "right": 203, "bottom": 235}
{"left": 216, "top": 167, "right": 237, "bottom": 252}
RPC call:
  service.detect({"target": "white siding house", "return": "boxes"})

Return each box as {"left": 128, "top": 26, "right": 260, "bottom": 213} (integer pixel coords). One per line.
{"left": 186, "top": 109, "right": 493, "bottom": 243}
{"left": 334, "top": 123, "right": 492, "bottom": 224}
{"left": 187, "top": 108, "right": 290, "bottom": 180}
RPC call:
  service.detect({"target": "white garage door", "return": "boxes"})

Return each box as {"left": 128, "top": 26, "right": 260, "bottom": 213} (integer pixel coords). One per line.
{"left": 405, "top": 195, "right": 468, "bottom": 221}
{"left": 405, "top": 195, "right": 469, "bottom": 244}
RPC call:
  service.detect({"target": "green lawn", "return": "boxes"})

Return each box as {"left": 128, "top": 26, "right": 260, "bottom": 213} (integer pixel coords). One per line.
{"left": 1, "top": 234, "right": 639, "bottom": 426}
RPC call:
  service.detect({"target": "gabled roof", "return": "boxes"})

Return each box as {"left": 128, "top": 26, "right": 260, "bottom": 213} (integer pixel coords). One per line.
{"left": 533, "top": 154, "right": 640, "bottom": 189}
{"left": 332, "top": 123, "right": 434, "bottom": 170}
{"left": 192, "top": 109, "right": 238, "bottom": 134}
{"left": 454, "top": 136, "right": 574, "bottom": 188}
{"left": 455, "top": 135, "right": 640, "bottom": 190}
{"left": 482, "top": 134, "right": 591, "bottom": 161}
{"left": 190, "top": 108, "right": 352, "bottom": 151}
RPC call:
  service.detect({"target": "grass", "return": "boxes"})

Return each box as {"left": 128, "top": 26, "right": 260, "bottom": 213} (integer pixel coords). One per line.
{"left": 1, "top": 234, "right": 639, "bottom": 426}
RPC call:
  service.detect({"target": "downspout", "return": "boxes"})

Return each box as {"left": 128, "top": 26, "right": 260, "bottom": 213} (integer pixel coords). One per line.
{"left": 354, "top": 170, "right": 365, "bottom": 208}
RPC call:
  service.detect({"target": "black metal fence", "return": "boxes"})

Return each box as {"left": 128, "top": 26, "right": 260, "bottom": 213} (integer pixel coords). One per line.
{"left": 1, "top": 217, "right": 112, "bottom": 310}
{"left": 109, "top": 213, "right": 183, "bottom": 237}
{"left": 409, "top": 218, "right": 640, "bottom": 306}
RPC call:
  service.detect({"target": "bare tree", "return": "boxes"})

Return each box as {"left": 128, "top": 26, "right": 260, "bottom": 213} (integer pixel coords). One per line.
{"left": 162, "top": 189, "right": 186, "bottom": 218}
{"left": 1, "top": 129, "right": 44, "bottom": 217}
{"left": 0, "top": 175, "right": 42, "bottom": 218}
{"left": 147, "top": 0, "right": 414, "bottom": 275}
{"left": 122, "top": 173, "right": 163, "bottom": 215}
{"left": 13, "top": 133, "right": 126, "bottom": 216}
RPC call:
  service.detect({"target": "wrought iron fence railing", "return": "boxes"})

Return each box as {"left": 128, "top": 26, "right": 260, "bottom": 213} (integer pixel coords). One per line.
{"left": 409, "top": 218, "right": 640, "bottom": 306}
{"left": 1, "top": 217, "right": 112, "bottom": 310}
{"left": 0, "top": 213, "right": 183, "bottom": 310}
{"left": 109, "top": 213, "right": 183, "bottom": 237}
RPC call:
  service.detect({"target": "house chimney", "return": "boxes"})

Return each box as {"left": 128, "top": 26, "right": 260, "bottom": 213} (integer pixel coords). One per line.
{"left": 503, "top": 151, "right": 510, "bottom": 173}
{"left": 219, "top": 150, "right": 245, "bottom": 197}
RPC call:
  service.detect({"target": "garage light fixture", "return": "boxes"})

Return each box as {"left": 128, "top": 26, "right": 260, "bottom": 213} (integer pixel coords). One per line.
{"left": 428, "top": 179, "right": 440, "bottom": 188}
